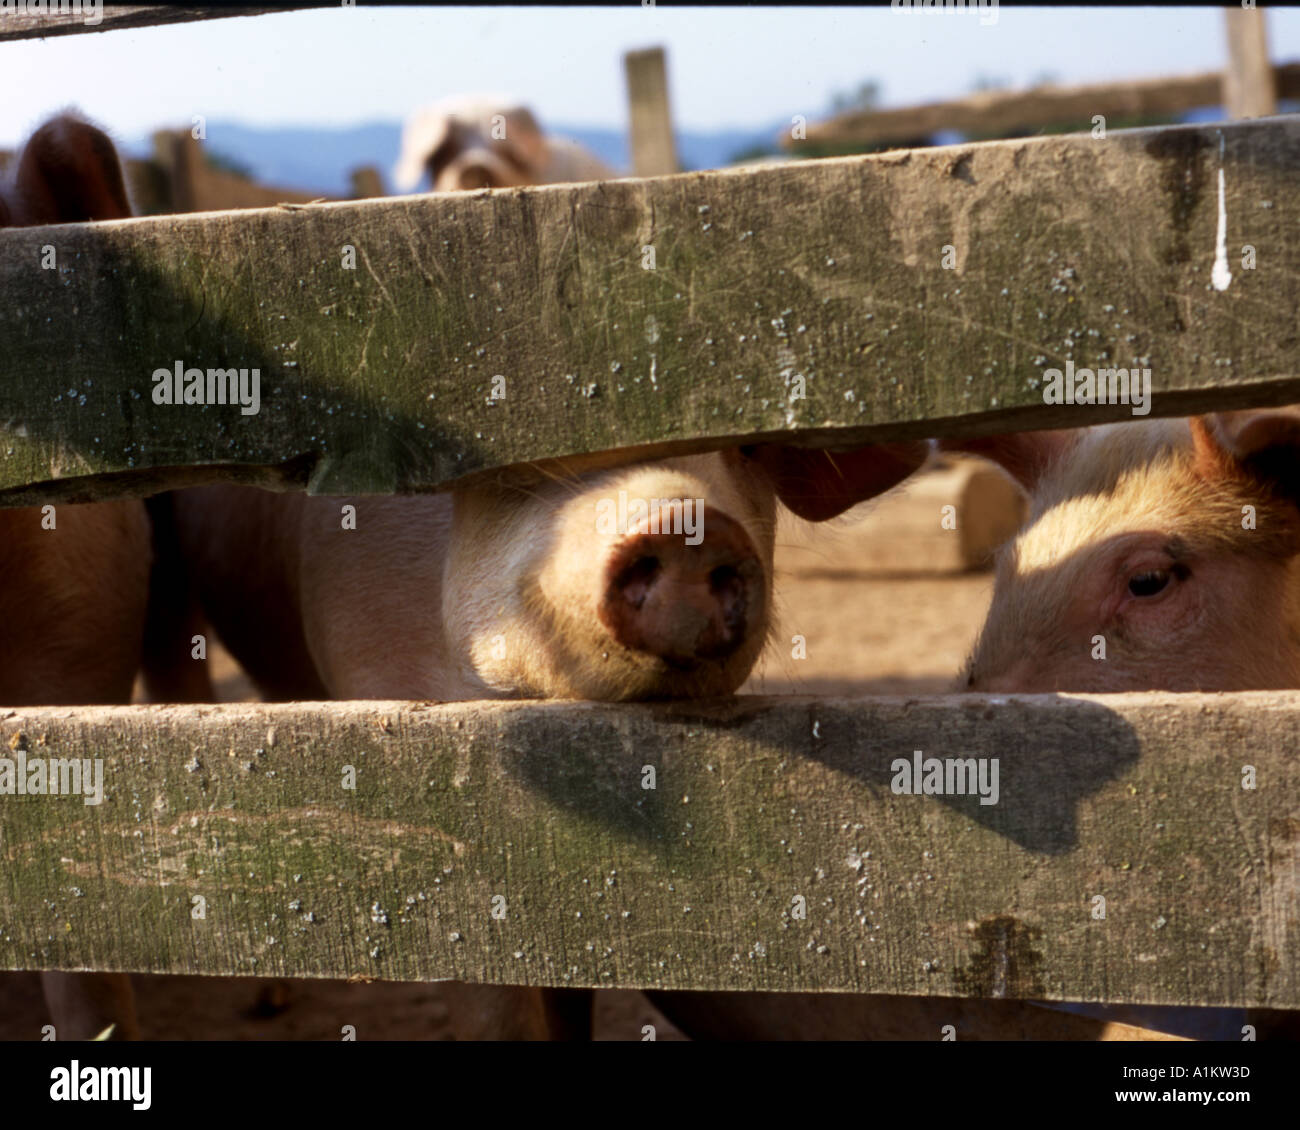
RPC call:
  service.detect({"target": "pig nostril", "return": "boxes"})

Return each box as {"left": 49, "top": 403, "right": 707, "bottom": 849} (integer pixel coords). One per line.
{"left": 710, "top": 564, "right": 740, "bottom": 591}
{"left": 614, "top": 555, "right": 661, "bottom": 609}
{"left": 701, "top": 564, "right": 749, "bottom": 657}
{"left": 709, "top": 564, "right": 745, "bottom": 624}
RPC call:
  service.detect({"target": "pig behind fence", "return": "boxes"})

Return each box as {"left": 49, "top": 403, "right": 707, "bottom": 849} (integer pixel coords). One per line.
{"left": 149, "top": 443, "right": 929, "bottom": 1038}
{"left": 1, "top": 114, "right": 149, "bottom": 1040}
{"left": 392, "top": 95, "right": 617, "bottom": 195}
{"left": 938, "top": 408, "right": 1300, "bottom": 1040}
{"left": 645, "top": 408, "right": 1300, "bottom": 1042}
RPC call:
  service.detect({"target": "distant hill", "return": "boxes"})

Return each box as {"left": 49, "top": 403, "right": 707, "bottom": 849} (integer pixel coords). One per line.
{"left": 122, "top": 119, "right": 782, "bottom": 198}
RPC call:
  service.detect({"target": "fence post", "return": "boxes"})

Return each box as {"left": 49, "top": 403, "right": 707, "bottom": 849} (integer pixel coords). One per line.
{"left": 1223, "top": 7, "right": 1277, "bottom": 119}
{"left": 349, "top": 166, "right": 385, "bottom": 199}
{"left": 624, "top": 46, "right": 679, "bottom": 176}
{"left": 154, "top": 128, "right": 208, "bottom": 212}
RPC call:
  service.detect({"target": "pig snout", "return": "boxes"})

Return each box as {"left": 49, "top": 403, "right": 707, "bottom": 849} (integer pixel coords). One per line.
{"left": 442, "top": 452, "right": 780, "bottom": 702}
{"left": 598, "top": 505, "right": 763, "bottom": 668}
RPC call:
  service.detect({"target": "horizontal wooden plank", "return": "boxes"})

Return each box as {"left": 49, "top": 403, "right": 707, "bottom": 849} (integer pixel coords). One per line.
{"left": 0, "top": 5, "right": 326, "bottom": 43}
{"left": 3, "top": 118, "right": 1300, "bottom": 504}
{"left": 795, "top": 63, "right": 1300, "bottom": 148}
{"left": 0, "top": 694, "right": 1296, "bottom": 1007}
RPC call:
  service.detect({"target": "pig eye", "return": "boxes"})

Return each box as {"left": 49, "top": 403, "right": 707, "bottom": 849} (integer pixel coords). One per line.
{"left": 1128, "top": 569, "right": 1170, "bottom": 597}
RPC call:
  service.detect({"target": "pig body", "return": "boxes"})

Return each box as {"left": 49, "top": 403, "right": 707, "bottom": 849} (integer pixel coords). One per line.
{"left": 1, "top": 113, "right": 148, "bottom": 1040}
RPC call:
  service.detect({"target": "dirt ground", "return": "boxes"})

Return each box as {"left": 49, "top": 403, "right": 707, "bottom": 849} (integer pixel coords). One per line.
{"left": 0, "top": 496, "right": 995, "bottom": 1041}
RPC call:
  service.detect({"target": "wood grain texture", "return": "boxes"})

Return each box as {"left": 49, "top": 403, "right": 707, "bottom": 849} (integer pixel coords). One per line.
{"left": 1, "top": 694, "right": 1296, "bottom": 1006}
{"left": 2, "top": 117, "right": 1299, "bottom": 505}
{"left": 0, "top": 5, "right": 326, "bottom": 43}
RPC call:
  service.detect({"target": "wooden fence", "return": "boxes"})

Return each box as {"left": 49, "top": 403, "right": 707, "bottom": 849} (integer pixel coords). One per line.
{"left": 792, "top": 9, "right": 1286, "bottom": 150}
{"left": 1, "top": 6, "right": 1297, "bottom": 1015}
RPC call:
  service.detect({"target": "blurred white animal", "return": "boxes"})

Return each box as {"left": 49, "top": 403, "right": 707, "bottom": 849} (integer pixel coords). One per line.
{"left": 393, "top": 95, "right": 617, "bottom": 193}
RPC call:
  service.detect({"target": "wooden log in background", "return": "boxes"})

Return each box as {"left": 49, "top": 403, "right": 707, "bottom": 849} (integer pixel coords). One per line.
{"left": 778, "top": 456, "right": 1026, "bottom": 576}
{"left": 2, "top": 118, "right": 1299, "bottom": 506}
{"left": 0, "top": 694, "right": 1296, "bottom": 1007}
{"left": 795, "top": 62, "right": 1300, "bottom": 148}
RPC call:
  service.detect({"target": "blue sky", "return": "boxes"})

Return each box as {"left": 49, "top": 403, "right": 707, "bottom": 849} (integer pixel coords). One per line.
{"left": 2, "top": 5, "right": 1298, "bottom": 146}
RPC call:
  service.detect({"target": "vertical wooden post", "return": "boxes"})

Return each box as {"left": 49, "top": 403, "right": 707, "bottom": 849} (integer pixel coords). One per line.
{"left": 349, "top": 166, "right": 385, "bottom": 199}
{"left": 154, "top": 129, "right": 207, "bottom": 212}
{"left": 1223, "top": 7, "right": 1277, "bottom": 119}
{"left": 624, "top": 47, "right": 679, "bottom": 176}
{"left": 122, "top": 158, "right": 170, "bottom": 217}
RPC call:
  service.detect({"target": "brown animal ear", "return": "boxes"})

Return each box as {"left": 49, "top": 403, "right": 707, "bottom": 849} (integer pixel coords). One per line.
{"left": 14, "top": 114, "right": 131, "bottom": 225}
{"left": 749, "top": 441, "right": 931, "bottom": 522}
{"left": 936, "top": 429, "right": 1074, "bottom": 494}
{"left": 1193, "top": 407, "right": 1300, "bottom": 502}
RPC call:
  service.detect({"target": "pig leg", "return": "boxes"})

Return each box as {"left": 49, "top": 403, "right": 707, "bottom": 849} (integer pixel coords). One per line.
{"left": 139, "top": 493, "right": 216, "bottom": 704}
{"left": 166, "top": 485, "right": 329, "bottom": 701}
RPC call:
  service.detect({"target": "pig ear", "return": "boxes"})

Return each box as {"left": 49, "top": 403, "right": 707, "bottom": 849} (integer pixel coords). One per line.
{"left": 936, "top": 429, "right": 1074, "bottom": 493}
{"left": 1192, "top": 408, "right": 1300, "bottom": 502}
{"left": 15, "top": 115, "right": 130, "bottom": 224}
{"left": 749, "top": 441, "right": 931, "bottom": 522}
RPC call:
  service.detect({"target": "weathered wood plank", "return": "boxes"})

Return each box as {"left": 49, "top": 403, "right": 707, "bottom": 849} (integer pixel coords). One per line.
{"left": 0, "top": 694, "right": 1296, "bottom": 1007}
{"left": 795, "top": 63, "right": 1300, "bottom": 148}
{"left": 3, "top": 118, "right": 1300, "bottom": 504}
{"left": 0, "top": 4, "right": 327, "bottom": 43}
